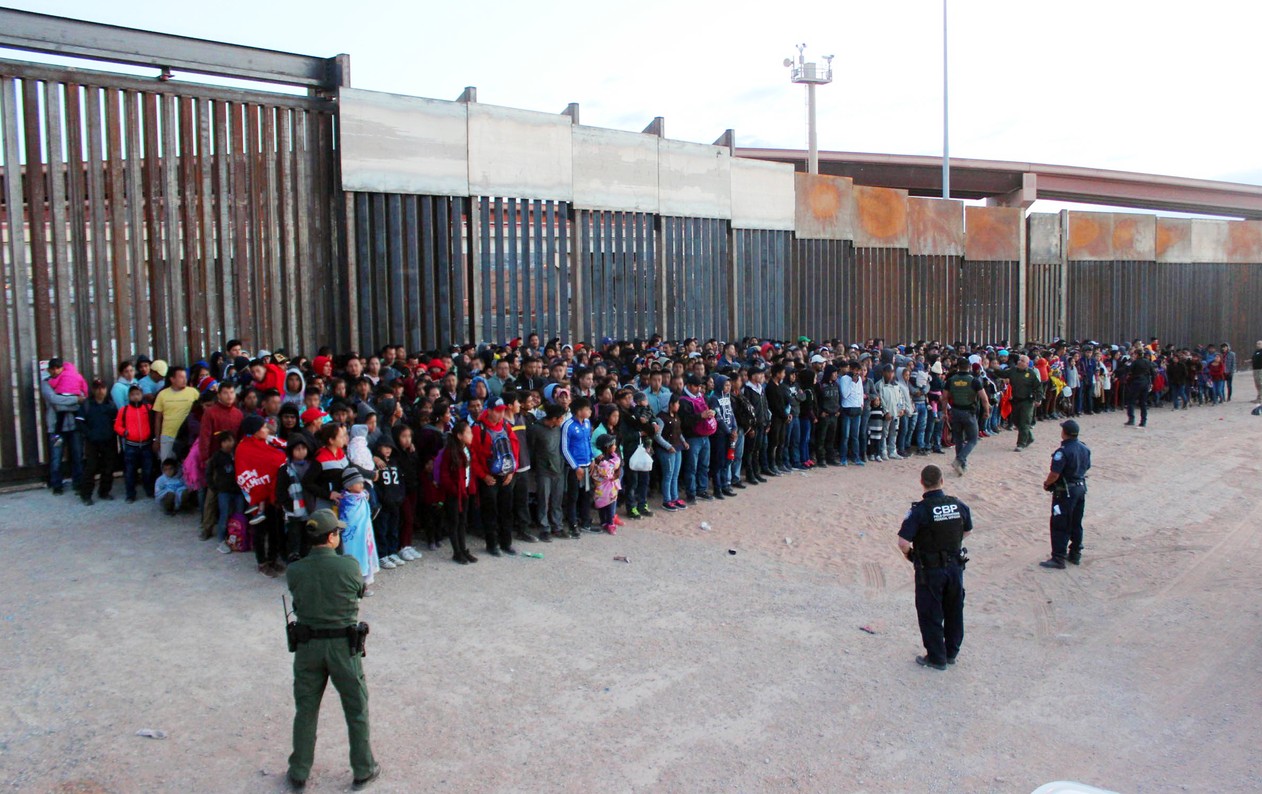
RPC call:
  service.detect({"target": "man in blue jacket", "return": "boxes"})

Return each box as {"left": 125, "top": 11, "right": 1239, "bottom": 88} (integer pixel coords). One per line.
{"left": 560, "top": 397, "right": 594, "bottom": 538}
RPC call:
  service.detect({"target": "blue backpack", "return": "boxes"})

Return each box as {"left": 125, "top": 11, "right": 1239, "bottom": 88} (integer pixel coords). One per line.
{"left": 481, "top": 422, "right": 516, "bottom": 476}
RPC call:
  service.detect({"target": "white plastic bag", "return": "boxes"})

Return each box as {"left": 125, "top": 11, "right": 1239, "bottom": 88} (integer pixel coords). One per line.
{"left": 629, "top": 444, "right": 654, "bottom": 472}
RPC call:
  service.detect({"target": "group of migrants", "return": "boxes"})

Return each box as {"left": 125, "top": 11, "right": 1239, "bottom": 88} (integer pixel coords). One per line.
{"left": 39, "top": 332, "right": 1261, "bottom": 592}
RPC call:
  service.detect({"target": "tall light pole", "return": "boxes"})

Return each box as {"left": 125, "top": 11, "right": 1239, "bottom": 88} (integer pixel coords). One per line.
{"left": 785, "top": 45, "right": 833, "bottom": 175}
{"left": 942, "top": 0, "right": 950, "bottom": 198}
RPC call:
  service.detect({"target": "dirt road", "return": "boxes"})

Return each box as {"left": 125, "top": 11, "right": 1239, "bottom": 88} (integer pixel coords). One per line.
{"left": 2, "top": 403, "right": 1259, "bottom": 793}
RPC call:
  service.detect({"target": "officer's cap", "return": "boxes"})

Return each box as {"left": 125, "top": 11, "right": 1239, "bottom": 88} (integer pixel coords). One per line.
{"left": 305, "top": 509, "right": 346, "bottom": 538}
{"left": 1060, "top": 419, "right": 1080, "bottom": 436}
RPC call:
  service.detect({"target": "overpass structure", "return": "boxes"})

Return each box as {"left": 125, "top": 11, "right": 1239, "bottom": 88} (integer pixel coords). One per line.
{"left": 735, "top": 148, "right": 1262, "bottom": 220}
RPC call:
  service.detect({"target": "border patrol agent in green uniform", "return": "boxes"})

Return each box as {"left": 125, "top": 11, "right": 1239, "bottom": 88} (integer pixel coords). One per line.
{"left": 1008, "top": 354, "right": 1042, "bottom": 451}
{"left": 286, "top": 509, "right": 380, "bottom": 791}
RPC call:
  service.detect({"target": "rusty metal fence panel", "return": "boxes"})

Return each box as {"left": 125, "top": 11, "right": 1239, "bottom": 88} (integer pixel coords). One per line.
{"left": 733, "top": 228, "right": 789, "bottom": 339}
{"left": 660, "top": 216, "right": 728, "bottom": 341}
{"left": 348, "top": 192, "right": 469, "bottom": 352}
{"left": 1025, "top": 261, "right": 1062, "bottom": 343}
{"left": 959, "top": 260, "right": 1019, "bottom": 346}
{"left": 475, "top": 196, "right": 570, "bottom": 344}
{"left": 573, "top": 208, "right": 654, "bottom": 342}
{"left": 789, "top": 238, "right": 855, "bottom": 341}
{"left": 0, "top": 62, "right": 339, "bottom": 476}
{"left": 1070, "top": 260, "right": 1262, "bottom": 353}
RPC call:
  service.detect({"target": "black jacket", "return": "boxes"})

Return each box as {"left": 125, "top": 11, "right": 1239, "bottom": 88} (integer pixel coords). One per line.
{"left": 76, "top": 398, "right": 117, "bottom": 444}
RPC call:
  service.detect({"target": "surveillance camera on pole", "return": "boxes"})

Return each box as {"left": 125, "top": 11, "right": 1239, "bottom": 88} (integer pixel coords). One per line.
{"left": 784, "top": 44, "right": 833, "bottom": 175}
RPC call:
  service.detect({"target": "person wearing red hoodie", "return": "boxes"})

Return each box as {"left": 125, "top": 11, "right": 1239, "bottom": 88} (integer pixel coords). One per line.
{"left": 469, "top": 396, "right": 520, "bottom": 557}
{"left": 236, "top": 414, "right": 289, "bottom": 577}
{"left": 196, "top": 382, "right": 245, "bottom": 539}
{"left": 114, "top": 384, "right": 155, "bottom": 502}
{"left": 249, "top": 357, "right": 287, "bottom": 394}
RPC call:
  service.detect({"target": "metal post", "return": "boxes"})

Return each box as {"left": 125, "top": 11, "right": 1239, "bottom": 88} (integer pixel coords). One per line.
{"left": 942, "top": 0, "right": 950, "bottom": 199}
{"left": 807, "top": 82, "right": 818, "bottom": 175}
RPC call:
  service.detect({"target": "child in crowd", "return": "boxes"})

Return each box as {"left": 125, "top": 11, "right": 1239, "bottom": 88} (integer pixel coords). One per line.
{"left": 526, "top": 403, "right": 566, "bottom": 541}
{"left": 114, "top": 384, "right": 154, "bottom": 502}
{"left": 655, "top": 394, "right": 684, "bottom": 511}
{"left": 436, "top": 420, "right": 477, "bottom": 564}
{"left": 155, "top": 458, "right": 193, "bottom": 515}
{"left": 275, "top": 436, "right": 312, "bottom": 562}
{"left": 591, "top": 434, "right": 622, "bottom": 535}
{"left": 392, "top": 424, "right": 422, "bottom": 561}
{"left": 206, "top": 431, "right": 243, "bottom": 552}
{"left": 337, "top": 468, "right": 379, "bottom": 594}
{"left": 373, "top": 439, "right": 406, "bottom": 569}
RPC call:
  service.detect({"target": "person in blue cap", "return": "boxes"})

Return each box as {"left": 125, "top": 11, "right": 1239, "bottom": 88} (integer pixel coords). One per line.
{"left": 1040, "top": 419, "right": 1092, "bottom": 569}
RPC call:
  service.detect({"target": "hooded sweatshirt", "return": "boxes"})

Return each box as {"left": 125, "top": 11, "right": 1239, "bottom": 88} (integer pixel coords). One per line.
{"left": 708, "top": 375, "right": 736, "bottom": 435}
{"left": 235, "top": 435, "right": 287, "bottom": 506}
{"left": 282, "top": 366, "right": 306, "bottom": 407}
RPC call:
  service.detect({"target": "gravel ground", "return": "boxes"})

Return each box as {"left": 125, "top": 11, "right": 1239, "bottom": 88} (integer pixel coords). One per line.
{"left": 1, "top": 402, "right": 1260, "bottom": 793}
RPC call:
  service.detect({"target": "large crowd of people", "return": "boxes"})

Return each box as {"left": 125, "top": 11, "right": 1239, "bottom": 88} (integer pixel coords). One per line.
{"left": 38, "top": 332, "right": 1259, "bottom": 594}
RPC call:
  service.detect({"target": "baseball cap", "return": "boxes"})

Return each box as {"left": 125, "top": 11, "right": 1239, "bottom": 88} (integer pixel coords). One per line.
{"left": 810, "top": 354, "right": 826, "bottom": 364}
{"left": 484, "top": 396, "right": 505, "bottom": 411}
{"left": 301, "top": 408, "right": 329, "bottom": 425}
{"left": 304, "top": 509, "right": 346, "bottom": 538}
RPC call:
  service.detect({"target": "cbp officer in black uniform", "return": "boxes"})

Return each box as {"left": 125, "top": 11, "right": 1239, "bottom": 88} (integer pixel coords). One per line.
{"left": 1124, "top": 350, "right": 1155, "bottom": 427}
{"left": 1040, "top": 419, "right": 1092, "bottom": 570}
{"left": 898, "top": 464, "right": 973, "bottom": 670}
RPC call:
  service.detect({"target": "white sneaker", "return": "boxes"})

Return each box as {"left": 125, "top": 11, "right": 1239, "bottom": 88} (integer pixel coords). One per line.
{"left": 379, "top": 557, "right": 397, "bottom": 569}
{"left": 890, "top": 453, "right": 903, "bottom": 460}
{"left": 363, "top": 589, "right": 375, "bottom": 598}
{"left": 400, "top": 547, "right": 421, "bottom": 561}
{"left": 388, "top": 553, "right": 406, "bottom": 566}
{"left": 217, "top": 541, "right": 232, "bottom": 554}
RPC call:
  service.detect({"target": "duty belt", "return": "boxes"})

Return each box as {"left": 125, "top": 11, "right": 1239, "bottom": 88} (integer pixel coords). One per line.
{"left": 302, "top": 625, "right": 358, "bottom": 640}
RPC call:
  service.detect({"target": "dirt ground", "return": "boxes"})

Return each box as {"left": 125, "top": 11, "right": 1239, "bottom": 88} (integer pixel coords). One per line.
{"left": 2, "top": 401, "right": 1260, "bottom": 794}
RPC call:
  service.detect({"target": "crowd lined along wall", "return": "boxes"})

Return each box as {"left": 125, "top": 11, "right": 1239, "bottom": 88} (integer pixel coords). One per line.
{"left": 4, "top": 76, "right": 1262, "bottom": 477}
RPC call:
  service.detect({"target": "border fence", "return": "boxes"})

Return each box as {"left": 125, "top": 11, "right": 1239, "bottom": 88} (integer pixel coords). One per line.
{"left": 2, "top": 11, "right": 1261, "bottom": 479}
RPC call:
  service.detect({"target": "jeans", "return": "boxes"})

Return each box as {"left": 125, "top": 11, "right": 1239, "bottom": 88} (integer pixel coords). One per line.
{"left": 728, "top": 432, "right": 745, "bottom": 483}
{"left": 815, "top": 414, "right": 837, "bottom": 461}
{"left": 912, "top": 404, "right": 929, "bottom": 450}
{"left": 1171, "top": 383, "right": 1188, "bottom": 409}
{"left": 683, "top": 435, "right": 711, "bottom": 496}
{"left": 797, "top": 417, "right": 813, "bottom": 464}
{"left": 883, "top": 416, "right": 900, "bottom": 457}
{"left": 840, "top": 409, "right": 863, "bottom": 464}
{"left": 897, "top": 413, "right": 914, "bottom": 455}
{"left": 657, "top": 448, "right": 681, "bottom": 503}
{"left": 949, "top": 408, "right": 979, "bottom": 467}
{"left": 480, "top": 476, "right": 515, "bottom": 551}
{"left": 217, "top": 490, "right": 245, "bottom": 541}
{"left": 1212, "top": 380, "right": 1226, "bottom": 404}
{"left": 624, "top": 469, "right": 649, "bottom": 510}
{"left": 122, "top": 442, "right": 154, "bottom": 500}
{"left": 928, "top": 413, "right": 943, "bottom": 451}
{"left": 80, "top": 438, "right": 116, "bottom": 498}
{"left": 48, "top": 430, "right": 84, "bottom": 491}
{"left": 375, "top": 501, "right": 401, "bottom": 557}
{"left": 563, "top": 468, "right": 592, "bottom": 528}
{"left": 709, "top": 434, "right": 731, "bottom": 492}
{"left": 785, "top": 418, "right": 801, "bottom": 467}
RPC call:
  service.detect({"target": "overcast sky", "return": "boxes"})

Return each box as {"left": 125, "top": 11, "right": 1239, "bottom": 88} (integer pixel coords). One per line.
{"left": 10, "top": 0, "right": 1262, "bottom": 191}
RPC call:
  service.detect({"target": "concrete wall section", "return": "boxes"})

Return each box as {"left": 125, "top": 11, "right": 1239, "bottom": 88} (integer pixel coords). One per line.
{"left": 851, "top": 185, "right": 909, "bottom": 248}
{"left": 1111, "top": 214, "right": 1156, "bottom": 260}
{"left": 467, "top": 103, "right": 573, "bottom": 201}
{"left": 964, "top": 206, "right": 1021, "bottom": 261}
{"left": 1226, "top": 220, "right": 1262, "bottom": 264}
{"left": 571, "top": 126, "right": 658, "bottom": 213}
{"left": 794, "top": 173, "right": 853, "bottom": 240}
{"left": 1028, "top": 212, "right": 1062, "bottom": 264}
{"left": 1155, "top": 218, "right": 1192, "bottom": 263}
{"left": 657, "top": 140, "right": 732, "bottom": 219}
{"left": 339, "top": 88, "right": 469, "bottom": 196}
{"left": 1188, "top": 219, "right": 1229, "bottom": 264}
{"left": 730, "top": 158, "right": 795, "bottom": 231}
{"left": 907, "top": 197, "right": 964, "bottom": 256}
